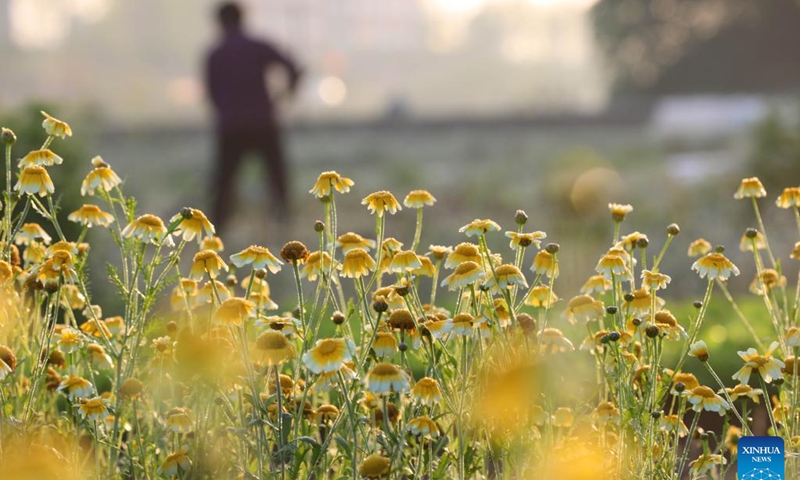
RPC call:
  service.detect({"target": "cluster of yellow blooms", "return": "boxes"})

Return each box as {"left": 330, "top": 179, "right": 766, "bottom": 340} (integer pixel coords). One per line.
{"left": 2, "top": 114, "right": 800, "bottom": 479}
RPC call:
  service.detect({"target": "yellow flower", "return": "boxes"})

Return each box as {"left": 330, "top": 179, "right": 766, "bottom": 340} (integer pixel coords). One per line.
{"left": 366, "top": 362, "right": 409, "bottom": 394}
{"left": 387, "top": 309, "right": 416, "bottom": 331}
{"left": 616, "top": 231, "right": 648, "bottom": 250}
{"left": 659, "top": 414, "right": 688, "bottom": 437}
{"left": 170, "top": 208, "right": 215, "bottom": 243}
{"left": 18, "top": 149, "right": 62, "bottom": 167}
{"left": 564, "top": 295, "right": 604, "bottom": 324}
{"left": 254, "top": 330, "right": 296, "bottom": 366}
{"left": 724, "top": 384, "right": 762, "bottom": 403}
{"left": 580, "top": 274, "right": 611, "bottom": 294}
{"left": 86, "top": 343, "right": 114, "bottom": 369}
{"left": 190, "top": 250, "right": 228, "bottom": 280}
{"left": 595, "top": 247, "right": 633, "bottom": 279}
{"left": 159, "top": 447, "right": 191, "bottom": 477}
{"left": 358, "top": 454, "right": 390, "bottom": 479}
{"left": 524, "top": 285, "right": 558, "bottom": 307}
{"left": 552, "top": 407, "right": 573, "bottom": 428}
{"left": 411, "top": 256, "right": 436, "bottom": 277}
{"left": 362, "top": 190, "right": 402, "bottom": 216}
{"left": 15, "top": 223, "right": 52, "bottom": 245}
{"left": 440, "top": 261, "right": 484, "bottom": 290}
{"left": 623, "top": 288, "right": 664, "bottom": 313}
{"left": 78, "top": 396, "right": 109, "bottom": 421}
{"left": 641, "top": 269, "right": 671, "bottom": 291}
{"left": 41, "top": 110, "right": 72, "bottom": 138}
{"left": 309, "top": 171, "right": 354, "bottom": 198}
{"left": 539, "top": 328, "right": 574, "bottom": 353}
{"left": 732, "top": 341, "right": 785, "bottom": 384}
{"left": 652, "top": 310, "right": 686, "bottom": 340}
{"left": 689, "top": 453, "right": 726, "bottom": 476}
{"left": 122, "top": 214, "right": 171, "bottom": 245}
{"left": 407, "top": 416, "right": 440, "bottom": 438}
{"left": 608, "top": 203, "right": 633, "bottom": 222}
{"left": 403, "top": 190, "right": 436, "bottom": 208}
{"left": 411, "top": 377, "right": 442, "bottom": 405}
{"left": 58, "top": 375, "right": 95, "bottom": 400}
{"left": 427, "top": 244, "right": 453, "bottom": 261}
{"left": 57, "top": 327, "right": 82, "bottom": 353}
{"left": 687, "top": 238, "right": 712, "bottom": 257}
{"left": 15, "top": 165, "right": 54, "bottom": 196}
{"left": 336, "top": 232, "right": 376, "bottom": 253}
{"left": 787, "top": 326, "right": 800, "bottom": 347}
{"left": 485, "top": 264, "right": 527, "bottom": 291}
{"left": 340, "top": 248, "right": 376, "bottom": 279}
{"left": 692, "top": 252, "right": 740, "bottom": 281}
{"left": 739, "top": 230, "right": 767, "bottom": 252}
{"left": 531, "top": 250, "right": 558, "bottom": 279}
{"left": 212, "top": 297, "right": 256, "bottom": 325}
{"left": 505, "top": 231, "right": 546, "bottom": 249}
{"left": 200, "top": 235, "right": 225, "bottom": 252}
{"left": 724, "top": 426, "right": 742, "bottom": 456}
{"left": 316, "top": 404, "right": 340, "bottom": 423}
{"left": 688, "top": 340, "right": 709, "bottom": 361}
{"left": 119, "top": 378, "right": 145, "bottom": 399}
{"left": 81, "top": 157, "right": 122, "bottom": 195}
{"left": 230, "top": 245, "right": 283, "bottom": 273}
{"left": 776, "top": 186, "right": 800, "bottom": 208}
{"left": 67, "top": 204, "right": 114, "bottom": 228}
{"left": 671, "top": 372, "right": 700, "bottom": 394}
{"left": 686, "top": 385, "right": 730, "bottom": 414}
{"left": 195, "top": 280, "right": 231, "bottom": 305}
{"left": 303, "top": 251, "right": 336, "bottom": 281}
{"left": 734, "top": 177, "right": 766, "bottom": 199}
{"left": 749, "top": 268, "right": 786, "bottom": 295}
{"left": 302, "top": 338, "right": 355, "bottom": 373}
{"left": 593, "top": 401, "right": 620, "bottom": 425}
{"left": 388, "top": 250, "right": 422, "bottom": 273}
{"left": 444, "top": 242, "right": 480, "bottom": 268}
{"left": 373, "top": 331, "right": 398, "bottom": 357}
{"left": 459, "top": 218, "right": 501, "bottom": 237}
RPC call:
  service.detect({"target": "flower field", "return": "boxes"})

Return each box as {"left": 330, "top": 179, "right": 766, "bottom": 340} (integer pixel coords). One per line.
{"left": 1, "top": 113, "right": 800, "bottom": 479}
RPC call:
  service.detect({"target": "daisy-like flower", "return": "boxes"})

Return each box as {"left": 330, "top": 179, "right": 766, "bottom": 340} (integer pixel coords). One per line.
{"left": 41, "top": 111, "right": 72, "bottom": 138}
{"left": 608, "top": 203, "right": 633, "bottom": 222}
{"left": 783, "top": 356, "right": 800, "bottom": 377}
{"left": 57, "top": 327, "right": 82, "bottom": 353}
{"left": 15, "top": 223, "right": 52, "bottom": 245}
{"left": 652, "top": 310, "right": 686, "bottom": 340}
{"left": 687, "top": 238, "right": 712, "bottom": 257}
{"left": 408, "top": 416, "right": 440, "bottom": 438}
{"left": 166, "top": 407, "right": 192, "bottom": 432}
{"left": 373, "top": 331, "right": 398, "bottom": 357}
{"left": 15, "top": 165, "right": 54, "bottom": 196}
{"left": 362, "top": 191, "right": 402, "bottom": 216}
{"left": 440, "top": 261, "right": 484, "bottom": 290}
{"left": 484, "top": 264, "right": 528, "bottom": 291}
{"left": 404, "top": 190, "right": 436, "bottom": 208}
{"left": 336, "top": 232, "right": 376, "bottom": 253}
{"left": 734, "top": 177, "right": 766, "bottom": 199}
{"left": 387, "top": 309, "right": 417, "bottom": 331}
{"left": 412, "top": 256, "right": 436, "bottom": 277}
{"left": 314, "top": 362, "right": 357, "bottom": 392}
{"left": 0, "top": 345, "right": 17, "bottom": 377}
{"left": 595, "top": 248, "right": 632, "bottom": 280}
{"left": 580, "top": 274, "right": 611, "bottom": 294}
{"left": 459, "top": 219, "right": 501, "bottom": 237}
{"left": 539, "top": 328, "right": 574, "bottom": 353}
{"left": 451, "top": 313, "right": 474, "bottom": 335}
{"left": 86, "top": 343, "right": 114, "bottom": 369}
{"left": 444, "top": 242, "right": 480, "bottom": 268}
{"left": 686, "top": 385, "right": 730, "bottom": 414}
{"left": 213, "top": 297, "right": 256, "bottom": 325}
{"left": 671, "top": 372, "right": 700, "bottom": 394}
{"left": 303, "top": 338, "right": 355, "bottom": 373}
{"left": 358, "top": 454, "right": 390, "bottom": 479}
{"left": 230, "top": 245, "right": 283, "bottom": 273}
{"left": 749, "top": 268, "right": 786, "bottom": 295}
{"left": 564, "top": 295, "right": 604, "bottom": 324}
{"left": 340, "top": 248, "right": 376, "bottom": 279}
{"left": 81, "top": 157, "right": 122, "bottom": 195}
{"left": 505, "top": 231, "right": 546, "bottom": 250}
{"left": 692, "top": 252, "right": 740, "bottom": 281}
{"left": 616, "top": 231, "right": 648, "bottom": 251}
{"left": 531, "top": 250, "right": 558, "bottom": 279}
{"left": 119, "top": 378, "right": 145, "bottom": 399}
{"left": 201, "top": 235, "right": 225, "bottom": 252}
{"left": 659, "top": 414, "right": 689, "bottom": 437}
{"left": 170, "top": 208, "right": 215, "bottom": 243}
{"left": 623, "top": 288, "right": 664, "bottom": 313}
{"left": 18, "top": 149, "right": 62, "bottom": 167}
{"left": 58, "top": 375, "right": 95, "bottom": 400}
{"left": 195, "top": 281, "right": 231, "bottom": 305}
{"left": 159, "top": 447, "right": 191, "bottom": 477}
{"left": 787, "top": 327, "right": 800, "bottom": 347}
{"left": 776, "top": 186, "right": 800, "bottom": 208}
{"left": 365, "top": 362, "right": 409, "bottom": 394}
{"left": 688, "top": 340, "right": 709, "bottom": 362}
{"left": 428, "top": 245, "right": 453, "bottom": 261}
{"left": 411, "top": 377, "right": 442, "bottom": 405}
{"left": 593, "top": 401, "right": 620, "bottom": 425}
{"left": 190, "top": 250, "right": 228, "bottom": 280}
{"left": 67, "top": 204, "right": 114, "bottom": 228}
{"left": 421, "top": 318, "right": 453, "bottom": 340}
{"left": 122, "top": 214, "right": 171, "bottom": 245}
{"left": 739, "top": 230, "right": 767, "bottom": 252}
{"left": 309, "top": 171, "right": 354, "bottom": 198}
{"left": 388, "top": 250, "right": 422, "bottom": 273}
{"left": 723, "top": 384, "right": 763, "bottom": 403}
{"left": 170, "top": 278, "right": 197, "bottom": 311}
{"left": 552, "top": 407, "right": 574, "bottom": 428}
{"left": 78, "top": 396, "right": 109, "bottom": 421}
{"left": 732, "top": 341, "right": 785, "bottom": 385}
{"left": 316, "top": 404, "right": 340, "bottom": 423}
{"left": 254, "top": 330, "right": 296, "bottom": 366}
{"left": 641, "top": 269, "right": 671, "bottom": 291}
{"left": 524, "top": 285, "right": 558, "bottom": 308}
{"left": 303, "top": 251, "right": 336, "bottom": 281}
{"left": 689, "top": 453, "right": 726, "bottom": 476}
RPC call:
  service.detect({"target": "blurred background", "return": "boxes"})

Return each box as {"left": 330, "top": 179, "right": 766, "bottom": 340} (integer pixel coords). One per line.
{"left": 2, "top": 0, "right": 800, "bottom": 322}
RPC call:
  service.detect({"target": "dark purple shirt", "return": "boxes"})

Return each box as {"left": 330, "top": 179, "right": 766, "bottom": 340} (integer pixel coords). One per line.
{"left": 206, "top": 30, "right": 300, "bottom": 133}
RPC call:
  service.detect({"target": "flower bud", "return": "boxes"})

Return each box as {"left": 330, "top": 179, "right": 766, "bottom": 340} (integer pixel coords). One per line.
{"left": 514, "top": 210, "right": 528, "bottom": 225}
{"left": 1, "top": 128, "right": 16, "bottom": 145}
{"left": 545, "top": 243, "right": 560, "bottom": 254}
{"left": 666, "top": 223, "right": 680, "bottom": 236}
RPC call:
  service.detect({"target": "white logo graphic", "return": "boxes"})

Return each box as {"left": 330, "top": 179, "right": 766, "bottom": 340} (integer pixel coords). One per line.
{"left": 741, "top": 467, "right": 782, "bottom": 480}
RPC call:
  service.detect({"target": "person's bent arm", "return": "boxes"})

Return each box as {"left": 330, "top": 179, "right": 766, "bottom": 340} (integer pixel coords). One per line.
{"left": 260, "top": 42, "right": 302, "bottom": 96}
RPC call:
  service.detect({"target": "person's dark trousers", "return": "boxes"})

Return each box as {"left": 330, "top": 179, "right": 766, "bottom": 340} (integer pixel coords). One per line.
{"left": 210, "top": 123, "right": 289, "bottom": 234}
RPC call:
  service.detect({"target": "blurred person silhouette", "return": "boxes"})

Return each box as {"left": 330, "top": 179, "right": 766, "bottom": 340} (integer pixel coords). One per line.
{"left": 206, "top": 1, "right": 302, "bottom": 233}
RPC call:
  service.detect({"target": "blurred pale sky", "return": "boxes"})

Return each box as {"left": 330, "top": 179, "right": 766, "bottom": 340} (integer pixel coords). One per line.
{"left": 1, "top": 0, "right": 609, "bottom": 124}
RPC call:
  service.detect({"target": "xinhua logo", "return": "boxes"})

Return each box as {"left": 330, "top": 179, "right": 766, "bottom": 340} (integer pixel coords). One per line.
{"left": 738, "top": 436, "right": 784, "bottom": 479}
